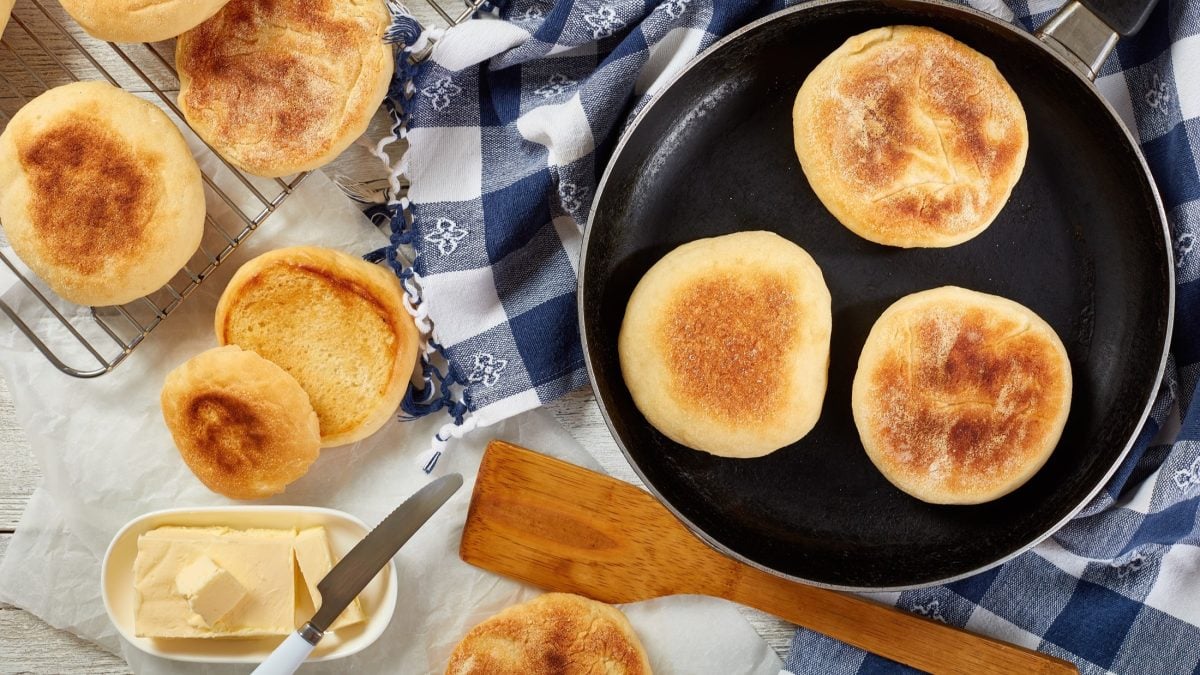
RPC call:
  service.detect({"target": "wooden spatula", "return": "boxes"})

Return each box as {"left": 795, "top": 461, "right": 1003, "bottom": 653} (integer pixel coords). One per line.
{"left": 460, "top": 440, "right": 1077, "bottom": 675}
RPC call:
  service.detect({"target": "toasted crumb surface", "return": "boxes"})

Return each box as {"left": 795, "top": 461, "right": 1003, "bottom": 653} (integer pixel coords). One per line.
{"left": 215, "top": 246, "right": 419, "bottom": 448}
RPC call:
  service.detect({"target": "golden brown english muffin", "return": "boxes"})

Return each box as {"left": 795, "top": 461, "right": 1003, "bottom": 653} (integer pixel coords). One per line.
{"left": 161, "top": 345, "right": 321, "bottom": 500}
{"left": 852, "top": 287, "right": 1072, "bottom": 504}
{"left": 619, "top": 231, "right": 832, "bottom": 458}
{"left": 446, "top": 593, "right": 652, "bottom": 675}
{"left": 793, "top": 26, "right": 1028, "bottom": 248}
{"left": 175, "top": 0, "right": 394, "bottom": 178}
{"left": 0, "top": 81, "right": 204, "bottom": 307}
{"left": 215, "top": 246, "right": 419, "bottom": 448}
{"left": 57, "top": 0, "right": 231, "bottom": 43}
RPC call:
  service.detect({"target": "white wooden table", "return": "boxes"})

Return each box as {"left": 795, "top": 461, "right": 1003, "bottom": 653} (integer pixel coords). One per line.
{"left": 0, "top": 3, "right": 797, "bottom": 671}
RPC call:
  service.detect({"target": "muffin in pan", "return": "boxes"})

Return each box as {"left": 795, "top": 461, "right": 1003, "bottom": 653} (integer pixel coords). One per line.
{"left": 853, "top": 286, "right": 1072, "bottom": 504}
{"left": 794, "top": 25, "right": 1028, "bottom": 248}
{"left": 619, "top": 231, "right": 832, "bottom": 458}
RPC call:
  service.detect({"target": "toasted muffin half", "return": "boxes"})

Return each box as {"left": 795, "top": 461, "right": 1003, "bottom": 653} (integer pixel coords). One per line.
{"left": 852, "top": 286, "right": 1072, "bottom": 504}
{"left": 446, "top": 593, "right": 652, "bottom": 675}
{"left": 215, "top": 246, "right": 419, "bottom": 448}
{"left": 619, "top": 231, "right": 832, "bottom": 458}
{"left": 794, "top": 26, "right": 1028, "bottom": 248}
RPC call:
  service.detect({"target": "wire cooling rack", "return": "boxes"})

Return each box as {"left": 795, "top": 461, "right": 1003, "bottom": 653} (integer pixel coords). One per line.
{"left": 421, "top": 0, "right": 490, "bottom": 25}
{"left": 0, "top": 0, "right": 484, "bottom": 377}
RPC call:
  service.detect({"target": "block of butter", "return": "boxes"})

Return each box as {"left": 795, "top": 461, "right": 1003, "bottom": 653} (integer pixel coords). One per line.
{"left": 134, "top": 526, "right": 296, "bottom": 638}
{"left": 175, "top": 555, "right": 248, "bottom": 628}
{"left": 133, "top": 524, "right": 368, "bottom": 639}
{"left": 293, "top": 527, "right": 365, "bottom": 630}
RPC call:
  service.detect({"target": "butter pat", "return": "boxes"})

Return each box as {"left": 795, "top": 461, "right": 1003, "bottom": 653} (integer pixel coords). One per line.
{"left": 175, "top": 556, "right": 247, "bottom": 627}
{"left": 134, "top": 526, "right": 295, "bottom": 638}
{"left": 293, "top": 526, "right": 365, "bottom": 630}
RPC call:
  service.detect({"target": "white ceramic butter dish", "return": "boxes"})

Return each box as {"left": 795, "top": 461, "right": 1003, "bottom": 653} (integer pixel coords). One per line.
{"left": 102, "top": 506, "right": 397, "bottom": 663}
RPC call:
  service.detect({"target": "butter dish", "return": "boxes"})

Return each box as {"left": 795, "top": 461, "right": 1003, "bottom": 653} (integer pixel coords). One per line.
{"left": 102, "top": 506, "right": 397, "bottom": 663}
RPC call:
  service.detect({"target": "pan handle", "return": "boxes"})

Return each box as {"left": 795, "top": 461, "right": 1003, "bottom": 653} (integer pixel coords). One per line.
{"left": 1079, "top": 0, "right": 1159, "bottom": 36}
{"left": 1036, "top": 0, "right": 1159, "bottom": 80}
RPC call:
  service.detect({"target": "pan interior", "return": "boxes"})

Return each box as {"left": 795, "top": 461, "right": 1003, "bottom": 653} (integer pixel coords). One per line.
{"left": 582, "top": 0, "right": 1170, "bottom": 588}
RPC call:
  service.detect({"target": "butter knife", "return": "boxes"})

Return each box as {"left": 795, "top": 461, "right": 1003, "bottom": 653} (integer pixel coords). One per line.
{"left": 252, "top": 473, "right": 464, "bottom": 675}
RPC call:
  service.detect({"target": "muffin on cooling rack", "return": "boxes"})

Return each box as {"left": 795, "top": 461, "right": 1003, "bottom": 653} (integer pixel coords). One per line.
{"left": 0, "top": 81, "right": 204, "bottom": 307}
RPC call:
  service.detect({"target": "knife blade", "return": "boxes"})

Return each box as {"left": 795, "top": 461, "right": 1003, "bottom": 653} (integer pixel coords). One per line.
{"left": 253, "top": 473, "right": 463, "bottom": 675}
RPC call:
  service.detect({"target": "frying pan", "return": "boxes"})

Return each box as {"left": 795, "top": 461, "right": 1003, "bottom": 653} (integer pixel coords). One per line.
{"left": 579, "top": 0, "right": 1173, "bottom": 590}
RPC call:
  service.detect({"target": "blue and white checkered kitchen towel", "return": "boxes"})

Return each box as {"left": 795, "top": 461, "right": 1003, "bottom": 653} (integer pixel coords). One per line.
{"left": 370, "top": 0, "right": 1200, "bottom": 671}
{"left": 363, "top": 0, "right": 797, "bottom": 466}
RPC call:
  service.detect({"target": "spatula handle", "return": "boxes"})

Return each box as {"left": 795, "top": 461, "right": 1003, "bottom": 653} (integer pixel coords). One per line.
{"left": 463, "top": 441, "right": 1077, "bottom": 675}
{"left": 729, "top": 565, "right": 1076, "bottom": 674}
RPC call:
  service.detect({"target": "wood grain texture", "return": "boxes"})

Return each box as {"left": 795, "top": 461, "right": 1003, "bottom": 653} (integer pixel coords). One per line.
{"left": 462, "top": 441, "right": 1079, "bottom": 675}
{"left": 0, "top": 536, "right": 133, "bottom": 673}
{"left": 0, "top": 377, "right": 36, "bottom": 531}
{"left": 1, "top": 0, "right": 176, "bottom": 105}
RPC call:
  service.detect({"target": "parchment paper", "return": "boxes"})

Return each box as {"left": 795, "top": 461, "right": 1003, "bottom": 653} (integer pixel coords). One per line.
{"left": 0, "top": 169, "right": 782, "bottom": 674}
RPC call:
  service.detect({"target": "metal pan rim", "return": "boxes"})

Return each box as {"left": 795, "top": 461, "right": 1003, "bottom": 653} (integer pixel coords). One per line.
{"left": 577, "top": 0, "right": 1174, "bottom": 591}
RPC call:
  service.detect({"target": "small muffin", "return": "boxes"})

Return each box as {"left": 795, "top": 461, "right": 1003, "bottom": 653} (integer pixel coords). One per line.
{"left": 175, "top": 0, "right": 394, "bottom": 177}
{"left": 161, "top": 345, "right": 321, "bottom": 500}
{"left": 852, "top": 287, "right": 1072, "bottom": 504}
{"left": 57, "top": 0, "right": 231, "bottom": 42}
{"left": 215, "top": 246, "right": 419, "bottom": 448}
{"left": 446, "top": 593, "right": 652, "bottom": 675}
{"left": 0, "top": 82, "right": 204, "bottom": 306}
{"left": 793, "top": 26, "right": 1028, "bottom": 248}
{"left": 619, "top": 231, "right": 832, "bottom": 458}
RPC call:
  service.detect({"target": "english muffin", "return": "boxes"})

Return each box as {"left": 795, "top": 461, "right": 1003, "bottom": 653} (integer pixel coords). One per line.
{"left": 215, "top": 246, "right": 419, "bottom": 448}
{"left": 0, "top": 81, "right": 204, "bottom": 307}
{"left": 161, "top": 345, "right": 321, "bottom": 500}
{"left": 446, "top": 593, "right": 652, "bottom": 675}
{"left": 852, "top": 287, "right": 1072, "bottom": 504}
{"left": 175, "top": 0, "right": 394, "bottom": 177}
{"left": 619, "top": 231, "right": 832, "bottom": 458}
{"left": 793, "top": 26, "right": 1028, "bottom": 248}
{"left": 57, "top": 0, "right": 231, "bottom": 43}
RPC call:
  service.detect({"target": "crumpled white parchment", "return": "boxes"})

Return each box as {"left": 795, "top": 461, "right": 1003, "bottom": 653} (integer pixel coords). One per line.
{"left": 0, "top": 168, "right": 782, "bottom": 674}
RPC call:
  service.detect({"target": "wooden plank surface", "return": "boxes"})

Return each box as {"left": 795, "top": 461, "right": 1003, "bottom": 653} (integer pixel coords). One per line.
{"left": 0, "top": 536, "right": 133, "bottom": 674}
{"left": 0, "top": 378, "right": 35, "bottom": 531}
{"left": 0, "top": 0, "right": 797, "bottom": 669}
{"left": 1, "top": 0, "right": 176, "bottom": 117}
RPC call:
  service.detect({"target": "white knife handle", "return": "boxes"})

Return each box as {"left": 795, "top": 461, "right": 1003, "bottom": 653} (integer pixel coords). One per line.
{"left": 252, "top": 628, "right": 319, "bottom": 675}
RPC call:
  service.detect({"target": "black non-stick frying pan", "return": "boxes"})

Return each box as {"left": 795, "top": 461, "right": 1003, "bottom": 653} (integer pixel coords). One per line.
{"left": 579, "top": 0, "right": 1173, "bottom": 590}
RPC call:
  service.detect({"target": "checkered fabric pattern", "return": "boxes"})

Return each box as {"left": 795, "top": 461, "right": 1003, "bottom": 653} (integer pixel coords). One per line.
{"left": 375, "top": 0, "right": 792, "bottom": 467}
{"left": 379, "top": 1, "right": 782, "bottom": 446}
{"left": 382, "top": 0, "right": 1200, "bottom": 668}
